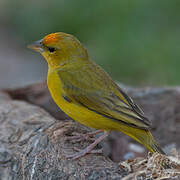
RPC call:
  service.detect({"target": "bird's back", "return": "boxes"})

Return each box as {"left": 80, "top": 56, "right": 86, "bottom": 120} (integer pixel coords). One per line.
{"left": 49, "top": 59, "right": 151, "bottom": 130}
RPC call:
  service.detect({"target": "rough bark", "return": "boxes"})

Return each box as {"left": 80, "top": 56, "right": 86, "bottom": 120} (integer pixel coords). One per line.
{"left": 0, "top": 91, "right": 127, "bottom": 179}
{"left": 0, "top": 83, "right": 180, "bottom": 179}
{"left": 5, "top": 84, "right": 180, "bottom": 159}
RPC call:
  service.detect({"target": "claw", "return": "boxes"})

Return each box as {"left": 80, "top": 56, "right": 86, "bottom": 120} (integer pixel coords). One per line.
{"left": 65, "top": 130, "right": 103, "bottom": 143}
{"left": 65, "top": 131, "right": 109, "bottom": 159}
{"left": 73, "top": 147, "right": 103, "bottom": 154}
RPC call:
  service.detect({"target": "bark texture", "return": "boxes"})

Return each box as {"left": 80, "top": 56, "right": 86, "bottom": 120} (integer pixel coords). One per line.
{"left": 0, "top": 84, "right": 179, "bottom": 179}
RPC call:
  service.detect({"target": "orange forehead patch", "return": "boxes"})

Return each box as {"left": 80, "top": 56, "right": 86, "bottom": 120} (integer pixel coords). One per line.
{"left": 43, "top": 33, "right": 60, "bottom": 45}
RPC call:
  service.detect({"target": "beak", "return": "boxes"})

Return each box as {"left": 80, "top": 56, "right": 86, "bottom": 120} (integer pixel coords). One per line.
{"left": 27, "top": 39, "right": 44, "bottom": 53}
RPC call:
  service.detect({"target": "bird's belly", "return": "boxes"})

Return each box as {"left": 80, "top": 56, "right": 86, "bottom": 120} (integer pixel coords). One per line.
{"left": 51, "top": 91, "right": 109, "bottom": 130}
{"left": 47, "top": 72, "right": 117, "bottom": 130}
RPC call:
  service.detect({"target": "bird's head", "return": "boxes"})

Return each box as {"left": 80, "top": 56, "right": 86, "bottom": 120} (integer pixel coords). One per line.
{"left": 28, "top": 32, "right": 88, "bottom": 68}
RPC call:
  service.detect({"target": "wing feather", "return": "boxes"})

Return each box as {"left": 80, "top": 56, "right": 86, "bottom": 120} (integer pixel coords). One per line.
{"left": 58, "top": 62, "right": 151, "bottom": 129}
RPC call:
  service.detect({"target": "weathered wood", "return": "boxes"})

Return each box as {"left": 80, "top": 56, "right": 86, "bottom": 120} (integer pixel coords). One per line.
{"left": 0, "top": 91, "right": 127, "bottom": 179}
{"left": 5, "top": 84, "right": 180, "bottom": 159}
{"left": 1, "top": 84, "right": 180, "bottom": 179}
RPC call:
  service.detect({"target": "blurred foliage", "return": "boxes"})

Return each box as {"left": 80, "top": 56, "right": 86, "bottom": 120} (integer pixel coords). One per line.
{"left": 1, "top": 0, "right": 180, "bottom": 85}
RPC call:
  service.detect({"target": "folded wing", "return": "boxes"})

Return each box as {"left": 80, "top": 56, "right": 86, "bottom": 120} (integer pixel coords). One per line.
{"left": 58, "top": 62, "right": 151, "bottom": 129}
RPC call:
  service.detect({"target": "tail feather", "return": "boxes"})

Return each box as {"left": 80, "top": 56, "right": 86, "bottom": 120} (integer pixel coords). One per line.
{"left": 152, "top": 143, "right": 165, "bottom": 154}
{"left": 145, "top": 130, "right": 165, "bottom": 154}
{"left": 118, "top": 125, "right": 165, "bottom": 154}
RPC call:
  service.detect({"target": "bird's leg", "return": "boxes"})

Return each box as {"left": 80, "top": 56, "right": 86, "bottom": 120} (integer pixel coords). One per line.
{"left": 73, "top": 147, "right": 103, "bottom": 154}
{"left": 66, "top": 131, "right": 109, "bottom": 159}
{"left": 65, "top": 130, "right": 103, "bottom": 143}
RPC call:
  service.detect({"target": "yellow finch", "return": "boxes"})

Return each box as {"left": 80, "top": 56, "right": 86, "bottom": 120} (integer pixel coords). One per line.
{"left": 28, "top": 32, "right": 165, "bottom": 159}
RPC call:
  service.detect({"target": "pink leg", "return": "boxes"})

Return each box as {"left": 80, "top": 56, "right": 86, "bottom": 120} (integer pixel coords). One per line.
{"left": 66, "top": 131, "right": 109, "bottom": 159}
{"left": 73, "top": 147, "right": 103, "bottom": 154}
{"left": 65, "top": 130, "right": 103, "bottom": 143}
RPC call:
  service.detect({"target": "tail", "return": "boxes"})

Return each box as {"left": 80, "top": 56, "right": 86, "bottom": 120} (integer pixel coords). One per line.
{"left": 120, "top": 125, "right": 165, "bottom": 154}
{"left": 143, "top": 130, "right": 165, "bottom": 154}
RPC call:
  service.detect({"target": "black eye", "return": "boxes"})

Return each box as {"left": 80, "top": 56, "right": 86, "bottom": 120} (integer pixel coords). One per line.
{"left": 48, "top": 47, "right": 55, "bottom": 53}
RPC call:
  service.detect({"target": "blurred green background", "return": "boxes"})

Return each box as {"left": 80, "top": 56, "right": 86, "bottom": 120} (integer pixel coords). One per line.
{"left": 0, "top": 0, "right": 180, "bottom": 88}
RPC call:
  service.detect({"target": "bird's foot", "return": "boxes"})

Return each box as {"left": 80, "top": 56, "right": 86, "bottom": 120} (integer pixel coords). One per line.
{"left": 65, "top": 147, "right": 103, "bottom": 159}
{"left": 65, "top": 131, "right": 108, "bottom": 159}
{"left": 65, "top": 130, "right": 103, "bottom": 143}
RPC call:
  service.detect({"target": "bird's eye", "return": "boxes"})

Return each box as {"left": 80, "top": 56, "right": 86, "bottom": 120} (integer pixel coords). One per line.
{"left": 48, "top": 47, "right": 56, "bottom": 53}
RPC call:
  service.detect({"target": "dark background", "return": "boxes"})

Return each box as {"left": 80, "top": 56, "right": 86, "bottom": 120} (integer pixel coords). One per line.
{"left": 1, "top": 0, "right": 180, "bottom": 88}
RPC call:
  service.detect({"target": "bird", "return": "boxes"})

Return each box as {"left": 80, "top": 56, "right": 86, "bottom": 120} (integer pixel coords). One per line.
{"left": 28, "top": 32, "right": 165, "bottom": 159}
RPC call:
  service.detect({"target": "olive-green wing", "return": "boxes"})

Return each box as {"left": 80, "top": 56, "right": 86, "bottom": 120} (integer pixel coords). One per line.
{"left": 58, "top": 63, "right": 151, "bottom": 129}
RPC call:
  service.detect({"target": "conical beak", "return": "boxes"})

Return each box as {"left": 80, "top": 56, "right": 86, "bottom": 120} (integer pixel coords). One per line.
{"left": 27, "top": 39, "right": 44, "bottom": 53}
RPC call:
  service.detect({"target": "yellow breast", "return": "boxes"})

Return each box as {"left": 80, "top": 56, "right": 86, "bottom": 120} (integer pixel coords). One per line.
{"left": 47, "top": 68, "right": 125, "bottom": 131}
{"left": 47, "top": 68, "right": 98, "bottom": 128}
